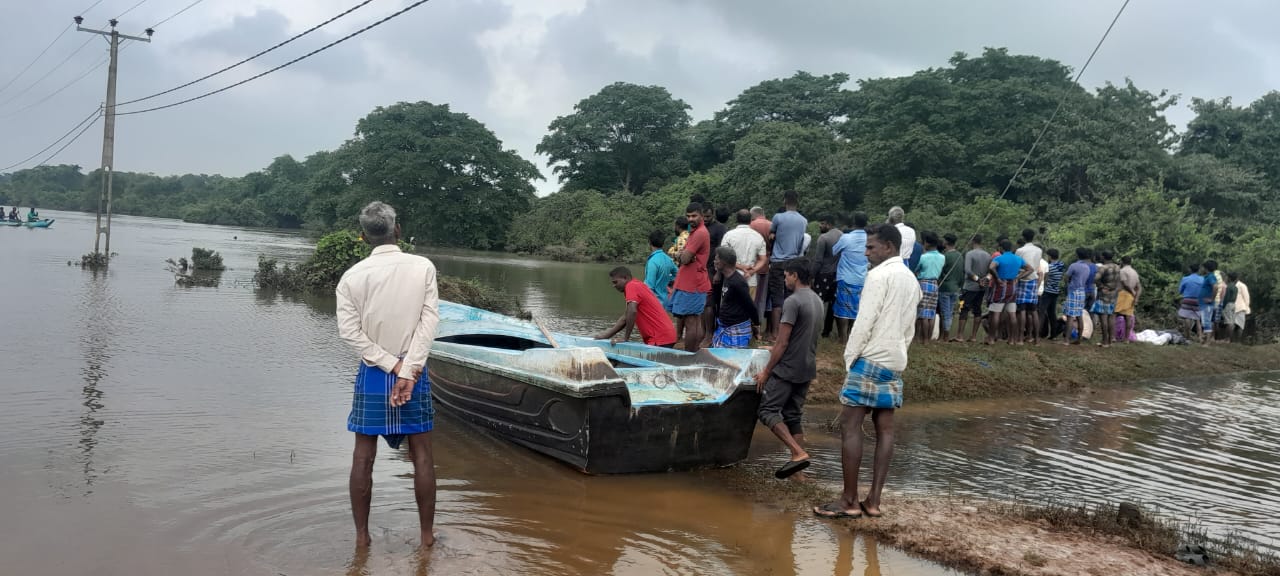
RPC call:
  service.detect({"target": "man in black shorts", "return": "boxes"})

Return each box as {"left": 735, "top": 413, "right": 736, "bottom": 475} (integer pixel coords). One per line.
{"left": 957, "top": 234, "right": 991, "bottom": 342}
{"left": 754, "top": 259, "right": 824, "bottom": 480}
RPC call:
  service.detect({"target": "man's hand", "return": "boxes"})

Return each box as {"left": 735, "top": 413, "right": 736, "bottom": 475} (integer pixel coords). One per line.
{"left": 391, "top": 359, "right": 404, "bottom": 376}
{"left": 391, "top": 377, "right": 415, "bottom": 407}
{"left": 754, "top": 370, "right": 769, "bottom": 388}
{"left": 611, "top": 334, "right": 626, "bottom": 345}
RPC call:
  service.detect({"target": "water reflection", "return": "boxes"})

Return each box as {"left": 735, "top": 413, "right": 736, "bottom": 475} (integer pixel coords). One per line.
{"left": 76, "top": 268, "right": 113, "bottom": 494}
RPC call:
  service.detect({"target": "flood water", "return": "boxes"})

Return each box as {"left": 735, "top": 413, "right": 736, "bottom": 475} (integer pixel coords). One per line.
{"left": 3, "top": 210, "right": 1277, "bottom": 575}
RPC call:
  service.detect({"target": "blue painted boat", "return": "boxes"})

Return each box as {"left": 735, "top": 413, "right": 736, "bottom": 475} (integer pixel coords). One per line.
{"left": 1, "top": 219, "right": 54, "bottom": 228}
{"left": 430, "top": 301, "right": 769, "bottom": 474}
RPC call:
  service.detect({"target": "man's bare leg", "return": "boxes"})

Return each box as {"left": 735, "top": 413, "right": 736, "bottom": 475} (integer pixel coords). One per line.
{"left": 836, "top": 318, "right": 851, "bottom": 342}
{"left": 673, "top": 316, "right": 686, "bottom": 344}
{"left": 406, "top": 432, "right": 437, "bottom": 548}
{"left": 768, "top": 422, "right": 809, "bottom": 462}
{"left": 837, "top": 406, "right": 868, "bottom": 511}
{"left": 350, "top": 433, "right": 378, "bottom": 548}
{"left": 861, "top": 409, "right": 896, "bottom": 516}
{"left": 683, "top": 314, "right": 704, "bottom": 353}
{"left": 1009, "top": 311, "right": 1022, "bottom": 345}
{"left": 769, "top": 308, "right": 782, "bottom": 342}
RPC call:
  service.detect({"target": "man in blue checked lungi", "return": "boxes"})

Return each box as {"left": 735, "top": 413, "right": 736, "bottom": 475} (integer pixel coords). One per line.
{"left": 711, "top": 247, "right": 759, "bottom": 348}
{"left": 914, "top": 231, "right": 944, "bottom": 345}
{"left": 336, "top": 201, "right": 440, "bottom": 549}
{"left": 813, "top": 223, "right": 920, "bottom": 520}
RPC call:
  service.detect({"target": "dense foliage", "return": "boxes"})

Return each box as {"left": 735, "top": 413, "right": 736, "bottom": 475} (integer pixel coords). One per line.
{"left": 1, "top": 102, "right": 537, "bottom": 250}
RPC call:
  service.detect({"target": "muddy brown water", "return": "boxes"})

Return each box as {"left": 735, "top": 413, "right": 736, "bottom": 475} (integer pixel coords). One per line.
{"left": 2, "top": 210, "right": 1276, "bottom": 575}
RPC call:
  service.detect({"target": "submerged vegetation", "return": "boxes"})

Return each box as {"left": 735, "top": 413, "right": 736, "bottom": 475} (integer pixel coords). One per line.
{"left": 253, "top": 230, "right": 520, "bottom": 316}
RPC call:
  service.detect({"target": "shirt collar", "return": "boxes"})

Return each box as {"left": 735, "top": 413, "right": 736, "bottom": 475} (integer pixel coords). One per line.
{"left": 879, "top": 256, "right": 904, "bottom": 267}
{"left": 370, "top": 244, "right": 402, "bottom": 255}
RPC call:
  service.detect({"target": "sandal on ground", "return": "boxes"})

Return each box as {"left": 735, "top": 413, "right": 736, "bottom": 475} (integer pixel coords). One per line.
{"left": 813, "top": 501, "right": 862, "bottom": 519}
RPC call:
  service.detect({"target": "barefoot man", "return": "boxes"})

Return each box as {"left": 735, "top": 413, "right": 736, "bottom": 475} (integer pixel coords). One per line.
{"left": 335, "top": 201, "right": 440, "bottom": 549}
{"left": 815, "top": 223, "right": 920, "bottom": 519}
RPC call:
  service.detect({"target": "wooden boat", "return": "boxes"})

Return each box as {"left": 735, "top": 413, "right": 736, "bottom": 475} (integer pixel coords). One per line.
{"left": 1, "top": 219, "right": 54, "bottom": 228}
{"left": 429, "top": 302, "right": 768, "bottom": 474}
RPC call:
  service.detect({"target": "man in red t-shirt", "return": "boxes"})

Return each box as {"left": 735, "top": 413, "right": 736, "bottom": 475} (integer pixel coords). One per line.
{"left": 670, "top": 202, "right": 711, "bottom": 352}
{"left": 595, "top": 267, "right": 678, "bottom": 347}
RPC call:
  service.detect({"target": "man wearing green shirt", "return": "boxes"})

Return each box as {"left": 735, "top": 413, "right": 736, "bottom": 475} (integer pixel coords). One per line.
{"left": 938, "top": 233, "right": 964, "bottom": 342}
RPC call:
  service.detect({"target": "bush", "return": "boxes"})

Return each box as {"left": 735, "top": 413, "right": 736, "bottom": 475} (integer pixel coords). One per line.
{"left": 190, "top": 247, "right": 225, "bottom": 271}
{"left": 254, "top": 230, "right": 519, "bottom": 315}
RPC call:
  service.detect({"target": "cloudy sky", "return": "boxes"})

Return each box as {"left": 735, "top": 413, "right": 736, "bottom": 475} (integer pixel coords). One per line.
{"left": 1, "top": 0, "right": 1277, "bottom": 195}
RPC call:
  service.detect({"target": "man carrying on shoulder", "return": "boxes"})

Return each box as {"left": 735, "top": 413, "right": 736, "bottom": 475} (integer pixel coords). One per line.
{"left": 335, "top": 202, "right": 440, "bottom": 549}
{"left": 669, "top": 203, "right": 712, "bottom": 352}
{"left": 1198, "top": 260, "right": 1219, "bottom": 345}
{"left": 766, "top": 191, "right": 808, "bottom": 343}
{"left": 644, "top": 230, "right": 677, "bottom": 310}
{"left": 832, "top": 212, "right": 869, "bottom": 342}
{"left": 711, "top": 247, "right": 759, "bottom": 348}
{"left": 1090, "top": 250, "right": 1121, "bottom": 348}
{"left": 754, "top": 259, "right": 824, "bottom": 480}
{"left": 596, "top": 267, "right": 678, "bottom": 348}
{"left": 813, "top": 224, "right": 920, "bottom": 520}
{"left": 956, "top": 235, "right": 991, "bottom": 343}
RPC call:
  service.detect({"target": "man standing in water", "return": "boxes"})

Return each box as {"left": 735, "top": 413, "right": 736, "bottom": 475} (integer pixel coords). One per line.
{"left": 754, "top": 258, "right": 824, "bottom": 480}
{"left": 814, "top": 224, "right": 920, "bottom": 519}
{"left": 335, "top": 201, "right": 440, "bottom": 549}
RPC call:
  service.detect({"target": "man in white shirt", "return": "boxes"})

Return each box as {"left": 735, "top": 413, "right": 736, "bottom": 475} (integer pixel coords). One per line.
{"left": 814, "top": 223, "right": 920, "bottom": 520}
{"left": 1014, "top": 229, "right": 1044, "bottom": 344}
{"left": 336, "top": 201, "right": 440, "bottom": 549}
{"left": 887, "top": 206, "right": 915, "bottom": 261}
{"left": 720, "top": 209, "right": 768, "bottom": 300}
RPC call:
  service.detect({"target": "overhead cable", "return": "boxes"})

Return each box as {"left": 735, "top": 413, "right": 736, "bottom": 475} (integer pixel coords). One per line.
{"left": 116, "top": 0, "right": 376, "bottom": 108}
{"left": 117, "top": 0, "right": 431, "bottom": 116}
{"left": 0, "top": 107, "right": 103, "bottom": 172}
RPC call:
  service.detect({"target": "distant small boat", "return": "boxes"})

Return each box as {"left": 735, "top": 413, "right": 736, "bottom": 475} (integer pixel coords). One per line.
{"left": 1, "top": 219, "right": 54, "bottom": 228}
{"left": 429, "top": 301, "right": 768, "bottom": 474}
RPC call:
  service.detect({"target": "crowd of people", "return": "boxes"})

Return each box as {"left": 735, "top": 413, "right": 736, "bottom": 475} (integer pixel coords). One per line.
{"left": 591, "top": 192, "right": 1257, "bottom": 518}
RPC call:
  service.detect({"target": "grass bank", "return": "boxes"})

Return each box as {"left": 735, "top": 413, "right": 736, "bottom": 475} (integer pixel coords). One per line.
{"left": 810, "top": 339, "right": 1280, "bottom": 404}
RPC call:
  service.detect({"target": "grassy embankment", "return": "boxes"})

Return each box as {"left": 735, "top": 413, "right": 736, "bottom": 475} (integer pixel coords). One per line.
{"left": 808, "top": 338, "right": 1280, "bottom": 405}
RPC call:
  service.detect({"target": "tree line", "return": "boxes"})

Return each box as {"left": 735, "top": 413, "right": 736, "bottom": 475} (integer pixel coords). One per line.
{"left": 2, "top": 47, "right": 1279, "bottom": 327}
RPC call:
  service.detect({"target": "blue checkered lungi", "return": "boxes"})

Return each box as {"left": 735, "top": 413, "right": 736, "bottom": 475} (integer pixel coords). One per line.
{"left": 666, "top": 289, "right": 707, "bottom": 316}
{"left": 1015, "top": 279, "right": 1039, "bottom": 305}
{"left": 1091, "top": 300, "right": 1116, "bottom": 315}
{"left": 1063, "top": 288, "right": 1086, "bottom": 318}
{"left": 918, "top": 279, "right": 940, "bottom": 319}
{"left": 349, "top": 362, "right": 435, "bottom": 449}
{"left": 841, "top": 357, "right": 904, "bottom": 409}
{"left": 711, "top": 319, "right": 752, "bottom": 349}
{"left": 834, "top": 281, "right": 863, "bottom": 320}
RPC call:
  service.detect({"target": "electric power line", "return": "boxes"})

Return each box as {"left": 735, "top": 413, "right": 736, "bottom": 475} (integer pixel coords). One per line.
{"left": 0, "top": 107, "right": 103, "bottom": 172}
{"left": 116, "top": 0, "right": 430, "bottom": 116}
{"left": 0, "top": 36, "right": 96, "bottom": 110}
{"left": 115, "top": 0, "right": 150, "bottom": 20}
{"left": 0, "top": 25, "right": 73, "bottom": 98}
{"left": 36, "top": 112, "right": 103, "bottom": 168}
{"left": 0, "top": 41, "right": 131, "bottom": 121}
{"left": 960, "top": 0, "right": 1132, "bottom": 246}
{"left": 116, "top": 0, "right": 376, "bottom": 108}
{"left": 149, "top": 0, "right": 207, "bottom": 29}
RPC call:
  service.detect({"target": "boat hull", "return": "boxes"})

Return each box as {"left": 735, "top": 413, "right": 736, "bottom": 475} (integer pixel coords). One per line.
{"left": 1, "top": 219, "right": 53, "bottom": 228}
{"left": 428, "top": 355, "right": 761, "bottom": 474}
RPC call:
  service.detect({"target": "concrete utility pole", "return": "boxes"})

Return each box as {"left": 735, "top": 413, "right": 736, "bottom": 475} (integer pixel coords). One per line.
{"left": 76, "top": 16, "right": 151, "bottom": 258}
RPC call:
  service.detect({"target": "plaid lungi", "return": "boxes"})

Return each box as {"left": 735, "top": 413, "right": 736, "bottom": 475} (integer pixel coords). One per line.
{"left": 918, "top": 279, "right": 940, "bottom": 319}
{"left": 1015, "top": 279, "right": 1039, "bottom": 305}
{"left": 1063, "top": 288, "right": 1086, "bottom": 318}
{"left": 1090, "top": 300, "right": 1116, "bottom": 315}
{"left": 1177, "top": 298, "right": 1200, "bottom": 321}
{"left": 833, "top": 281, "right": 863, "bottom": 320}
{"left": 711, "top": 319, "right": 752, "bottom": 349}
{"left": 990, "top": 279, "right": 1017, "bottom": 304}
{"left": 841, "top": 358, "right": 904, "bottom": 409}
{"left": 349, "top": 362, "right": 435, "bottom": 449}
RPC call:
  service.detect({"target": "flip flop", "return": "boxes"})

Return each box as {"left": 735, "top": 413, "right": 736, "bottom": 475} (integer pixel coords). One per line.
{"left": 813, "top": 501, "right": 862, "bottom": 519}
{"left": 774, "top": 459, "right": 810, "bottom": 479}
{"left": 859, "top": 501, "right": 883, "bottom": 518}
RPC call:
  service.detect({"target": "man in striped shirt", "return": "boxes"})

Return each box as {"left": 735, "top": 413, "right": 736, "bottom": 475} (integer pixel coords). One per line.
{"left": 1039, "top": 249, "right": 1064, "bottom": 340}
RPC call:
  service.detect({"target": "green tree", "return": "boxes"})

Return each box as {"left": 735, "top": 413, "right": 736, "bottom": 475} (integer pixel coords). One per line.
{"left": 537, "top": 82, "right": 691, "bottom": 195}
{"left": 720, "top": 122, "right": 840, "bottom": 214}
{"left": 341, "top": 101, "right": 541, "bottom": 249}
